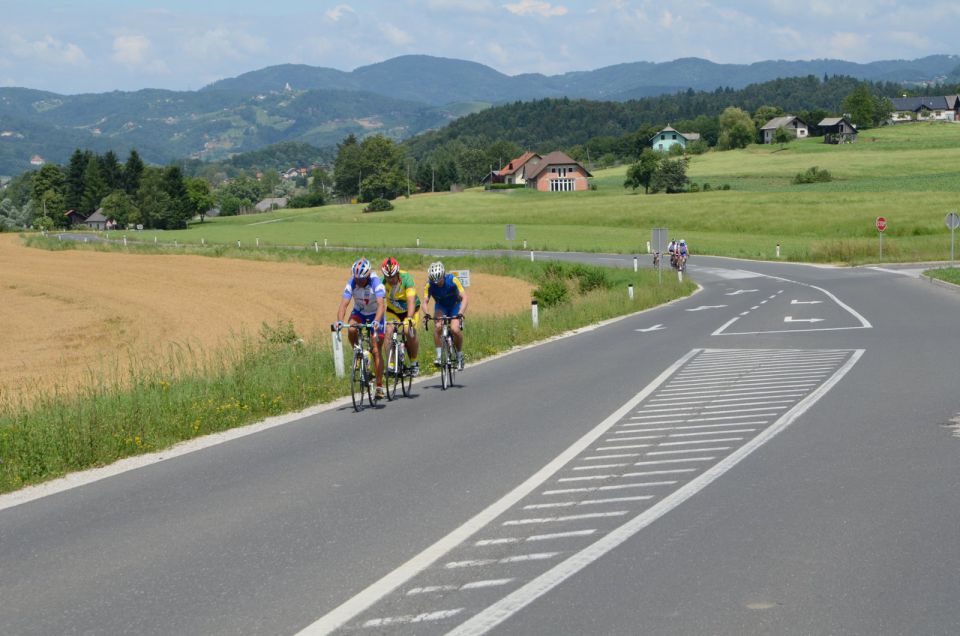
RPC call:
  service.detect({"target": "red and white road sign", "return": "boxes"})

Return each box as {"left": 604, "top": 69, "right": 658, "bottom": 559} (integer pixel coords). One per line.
{"left": 876, "top": 216, "right": 887, "bottom": 232}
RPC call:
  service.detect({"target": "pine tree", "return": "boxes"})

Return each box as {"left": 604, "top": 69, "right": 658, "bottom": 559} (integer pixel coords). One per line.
{"left": 123, "top": 149, "right": 145, "bottom": 196}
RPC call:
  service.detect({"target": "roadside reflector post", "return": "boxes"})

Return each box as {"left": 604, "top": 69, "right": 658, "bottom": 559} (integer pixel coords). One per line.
{"left": 237, "top": 240, "right": 241, "bottom": 248}
{"left": 646, "top": 241, "right": 651, "bottom": 253}
{"left": 154, "top": 236, "right": 157, "bottom": 244}
{"left": 628, "top": 284, "right": 634, "bottom": 300}
{"left": 201, "top": 238, "right": 205, "bottom": 246}
{"left": 123, "top": 235, "right": 127, "bottom": 246}
{"left": 417, "top": 237, "right": 420, "bottom": 247}
{"left": 531, "top": 299, "right": 539, "bottom": 328}
{"left": 530, "top": 251, "right": 534, "bottom": 262}
{"left": 331, "top": 326, "right": 345, "bottom": 378}
{"left": 314, "top": 241, "right": 319, "bottom": 252}
{"left": 324, "top": 238, "right": 328, "bottom": 247}
{"left": 523, "top": 240, "right": 527, "bottom": 249}
{"left": 256, "top": 238, "right": 260, "bottom": 248}
{"left": 174, "top": 240, "right": 178, "bottom": 248}
{"left": 776, "top": 242, "right": 781, "bottom": 258}
{"left": 58, "top": 234, "right": 62, "bottom": 241}
{"left": 633, "top": 256, "right": 638, "bottom": 272}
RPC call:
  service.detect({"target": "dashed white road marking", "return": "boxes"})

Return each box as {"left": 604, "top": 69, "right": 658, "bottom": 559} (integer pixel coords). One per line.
{"left": 363, "top": 609, "right": 463, "bottom": 627}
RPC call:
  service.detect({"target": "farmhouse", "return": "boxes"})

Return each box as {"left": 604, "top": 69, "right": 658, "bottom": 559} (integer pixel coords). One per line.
{"left": 522, "top": 151, "right": 592, "bottom": 192}
{"left": 818, "top": 116, "right": 858, "bottom": 144}
{"left": 889, "top": 95, "right": 960, "bottom": 122}
{"left": 760, "top": 115, "right": 809, "bottom": 143}
{"left": 482, "top": 151, "right": 542, "bottom": 186}
{"left": 650, "top": 126, "right": 700, "bottom": 152}
{"left": 82, "top": 209, "right": 110, "bottom": 230}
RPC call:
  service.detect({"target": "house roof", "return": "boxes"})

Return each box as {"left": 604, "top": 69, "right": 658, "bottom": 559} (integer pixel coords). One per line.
{"left": 761, "top": 115, "right": 806, "bottom": 130}
{"left": 650, "top": 126, "right": 699, "bottom": 142}
{"left": 85, "top": 209, "right": 108, "bottom": 222}
{"left": 818, "top": 117, "right": 854, "bottom": 127}
{"left": 524, "top": 151, "right": 592, "bottom": 179}
{"left": 890, "top": 96, "right": 948, "bottom": 112}
{"left": 499, "top": 151, "right": 540, "bottom": 176}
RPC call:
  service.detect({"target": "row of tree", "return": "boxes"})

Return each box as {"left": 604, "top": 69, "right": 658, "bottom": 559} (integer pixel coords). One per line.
{"left": 2, "top": 149, "right": 214, "bottom": 230}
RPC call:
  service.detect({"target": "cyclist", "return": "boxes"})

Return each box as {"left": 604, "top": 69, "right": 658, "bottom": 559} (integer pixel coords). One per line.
{"left": 335, "top": 258, "right": 387, "bottom": 399}
{"left": 422, "top": 261, "right": 468, "bottom": 370}
{"left": 380, "top": 256, "right": 421, "bottom": 377}
{"left": 677, "top": 239, "right": 689, "bottom": 270}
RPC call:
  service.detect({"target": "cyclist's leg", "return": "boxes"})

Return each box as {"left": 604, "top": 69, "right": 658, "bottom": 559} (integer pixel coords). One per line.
{"left": 446, "top": 302, "right": 463, "bottom": 352}
{"left": 347, "top": 311, "right": 364, "bottom": 347}
{"left": 433, "top": 306, "right": 449, "bottom": 365}
{"left": 405, "top": 310, "right": 420, "bottom": 360}
{"left": 370, "top": 315, "right": 385, "bottom": 391}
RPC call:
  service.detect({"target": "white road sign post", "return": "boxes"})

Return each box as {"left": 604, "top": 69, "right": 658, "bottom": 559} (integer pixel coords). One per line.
{"left": 946, "top": 211, "right": 959, "bottom": 266}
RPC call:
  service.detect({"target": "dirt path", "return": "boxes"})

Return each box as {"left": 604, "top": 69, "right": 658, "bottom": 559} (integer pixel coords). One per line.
{"left": 0, "top": 235, "right": 532, "bottom": 402}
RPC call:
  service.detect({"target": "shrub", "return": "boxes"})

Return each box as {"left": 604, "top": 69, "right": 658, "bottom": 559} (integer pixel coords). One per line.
{"left": 721, "top": 184, "right": 731, "bottom": 190}
{"left": 363, "top": 198, "right": 394, "bottom": 212}
{"left": 287, "top": 191, "right": 325, "bottom": 208}
{"left": 487, "top": 183, "right": 525, "bottom": 190}
{"left": 533, "top": 280, "right": 569, "bottom": 308}
{"left": 793, "top": 166, "right": 833, "bottom": 184}
{"left": 688, "top": 183, "right": 700, "bottom": 192}
{"left": 702, "top": 183, "right": 712, "bottom": 191}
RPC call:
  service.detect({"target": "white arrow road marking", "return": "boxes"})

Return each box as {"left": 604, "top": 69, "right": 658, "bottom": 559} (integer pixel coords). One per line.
{"left": 784, "top": 316, "right": 824, "bottom": 323}
{"left": 635, "top": 324, "right": 665, "bottom": 332}
{"left": 685, "top": 305, "right": 728, "bottom": 312}
{"left": 725, "top": 289, "right": 758, "bottom": 295}
{"left": 791, "top": 299, "right": 823, "bottom": 305}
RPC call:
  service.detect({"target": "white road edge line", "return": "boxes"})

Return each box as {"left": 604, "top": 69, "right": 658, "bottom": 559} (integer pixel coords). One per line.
{"left": 293, "top": 349, "right": 702, "bottom": 636}
{"left": 445, "top": 348, "right": 864, "bottom": 636}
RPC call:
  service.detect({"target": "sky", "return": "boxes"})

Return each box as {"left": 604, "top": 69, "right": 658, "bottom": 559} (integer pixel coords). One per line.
{"left": 1, "top": 0, "right": 956, "bottom": 95}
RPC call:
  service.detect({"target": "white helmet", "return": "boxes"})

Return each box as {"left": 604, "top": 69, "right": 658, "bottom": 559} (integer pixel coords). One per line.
{"left": 679, "top": 239, "right": 686, "bottom": 245}
{"left": 427, "top": 261, "right": 445, "bottom": 284}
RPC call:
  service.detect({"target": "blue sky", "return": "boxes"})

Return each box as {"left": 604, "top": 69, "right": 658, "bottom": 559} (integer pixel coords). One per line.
{"left": 1, "top": 0, "right": 956, "bottom": 94}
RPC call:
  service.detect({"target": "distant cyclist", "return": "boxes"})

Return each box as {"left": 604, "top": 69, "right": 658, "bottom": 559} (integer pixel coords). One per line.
{"left": 380, "top": 256, "right": 421, "bottom": 377}
{"left": 422, "top": 261, "right": 468, "bottom": 370}
{"left": 335, "top": 258, "right": 387, "bottom": 399}
{"left": 677, "top": 239, "right": 689, "bottom": 270}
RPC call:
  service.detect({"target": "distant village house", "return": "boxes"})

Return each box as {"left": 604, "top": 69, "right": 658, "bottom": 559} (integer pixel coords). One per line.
{"left": 482, "top": 151, "right": 591, "bottom": 191}
{"left": 650, "top": 126, "right": 700, "bottom": 152}
{"left": 760, "top": 116, "right": 809, "bottom": 144}
{"left": 889, "top": 95, "right": 960, "bottom": 122}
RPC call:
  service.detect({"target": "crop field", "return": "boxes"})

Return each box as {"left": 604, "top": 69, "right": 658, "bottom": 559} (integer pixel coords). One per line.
{"left": 127, "top": 121, "right": 960, "bottom": 264}
{"left": 0, "top": 234, "right": 532, "bottom": 404}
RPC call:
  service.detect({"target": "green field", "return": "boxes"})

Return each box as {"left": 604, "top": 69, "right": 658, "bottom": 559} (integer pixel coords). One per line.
{"left": 106, "top": 121, "right": 960, "bottom": 264}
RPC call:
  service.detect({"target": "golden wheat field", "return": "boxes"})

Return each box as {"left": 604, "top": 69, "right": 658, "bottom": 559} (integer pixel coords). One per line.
{"left": 0, "top": 235, "right": 532, "bottom": 401}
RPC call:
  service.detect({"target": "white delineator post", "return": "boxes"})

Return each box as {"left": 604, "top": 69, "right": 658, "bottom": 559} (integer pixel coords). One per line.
{"left": 237, "top": 240, "right": 241, "bottom": 248}
{"left": 123, "top": 236, "right": 127, "bottom": 246}
{"left": 531, "top": 300, "right": 539, "bottom": 328}
{"left": 523, "top": 240, "right": 527, "bottom": 249}
{"left": 331, "top": 326, "right": 345, "bottom": 378}
{"left": 628, "top": 284, "right": 634, "bottom": 299}
{"left": 314, "top": 241, "right": 319, "bottom": 252}
{"left": 530, "top": 251, "right": 535, "bottom": 262}
{"left": 633, "top": 256, "right": 638, "bottom": 272}
{"left": 776, "top": 243, "right": 781, "bottom": 258}
{"left": 646, "top": 241, "right": 651, "bottom": 253}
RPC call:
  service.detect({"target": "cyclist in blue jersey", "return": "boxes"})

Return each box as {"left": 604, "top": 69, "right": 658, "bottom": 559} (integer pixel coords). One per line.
{"left": 335, "top": 258, "right": 387, "bottom": 399}
{"left": 422, "top": 261, "right": 469, "bottom": 369}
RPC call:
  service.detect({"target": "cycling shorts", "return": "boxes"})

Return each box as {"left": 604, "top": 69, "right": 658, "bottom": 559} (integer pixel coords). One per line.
{"left": 386, "top": 309, "right": 420, "bottom": 333}
{"left": 349, "top": 311, "right": 385, "bottom": 338}
{"left": 434, "top": 302, "right": 462, "bottom": 319}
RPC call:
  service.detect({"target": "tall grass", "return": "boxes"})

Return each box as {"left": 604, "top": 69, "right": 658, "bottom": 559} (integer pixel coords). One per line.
{"left": 0, "top": 246, "right": 693, "bottom": 493}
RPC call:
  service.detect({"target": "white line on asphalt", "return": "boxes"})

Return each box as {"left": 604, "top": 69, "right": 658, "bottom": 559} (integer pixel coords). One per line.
{"left": 580, "top": 495, "right": 656, "bottom": 506}
{"left": 570, "top": 463, "right": 631, "bottom": 471}
{"left": 669, "top": 429, "right": 756, "bottom": 437}
{"left": 461, "top": 579, "right": 516, "bottom": 590}
{"left": 406, "top": 585, "right": 459, "bottom": 595}
{"left": 556, "top": 475, "right": 615, "bottom": 482}
{"left": 594, "top": 444, "right": 653, "bottom": 451}
{"left": 658, "top": 438, "right": 743, "bottom": 446}
{"left": 474, "top": 538, "right": 519, "bottom": 546}
{"left": 295, "top": 349, "right": 702, "bottom": 636}
{"left": 543, "top": 481, "right": 676, "bottom": 495}
{"left": 605, "top": 435, "right": 664, "bottom": 442}
{"left": 363, "top": 609, "right": 463, "bottom": 627}
{"left": 527, "top": 530, "right": 597, "bottom": 542}
{"left": 646, "top": 390, "right": 806, "bottom": 404}
{"left": 502, "top": 512, "right": 629, "bottom": 526}
{"left": 621, "top": 469, "right": 698, "bottom": 478}
{"left": 632, "top": 457, "right": 716, "bottom": 466}
{"left": 446, "top": 553, "right": 560, "bottom": 568}
{"left": 446, "top": 349, "right": 864, "bottom": 636}
{"left": 581, "top": 453, "right": 643, "bottom": 461}
{"left": 647, "top": 447, "right": 732, "bottom": 455}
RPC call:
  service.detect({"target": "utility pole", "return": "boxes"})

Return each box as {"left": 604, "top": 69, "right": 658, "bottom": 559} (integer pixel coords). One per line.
{"left": 431, "top": 166, "right": 435, "bottom": 193}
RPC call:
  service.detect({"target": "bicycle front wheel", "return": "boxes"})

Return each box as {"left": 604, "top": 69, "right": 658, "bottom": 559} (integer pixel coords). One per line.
{"left": 400, "top": 348, "right": 413, "bottom": 397}
{"left": 350, "top": 351, "right": 363, "bottom": 412}
{"left": 386, "top": 343, "right": 401, "bottom": 401}
{"left": 445, "top": 337, "right": 456, "bottom": 389}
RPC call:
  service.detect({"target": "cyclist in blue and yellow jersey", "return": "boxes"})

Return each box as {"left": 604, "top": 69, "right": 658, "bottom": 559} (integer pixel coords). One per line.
{"left": 335, "top": 258, "right": 387, "bottom": 399}
{"left": 380, "top": 257, "right": 421, "bottom": 377}
{"left": 422, "top": 261, "right": 469, "bottom": 370}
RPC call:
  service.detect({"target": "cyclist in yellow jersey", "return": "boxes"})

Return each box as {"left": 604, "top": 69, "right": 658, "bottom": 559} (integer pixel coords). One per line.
{"left": 380, "top": 257, "right": 421, "bottom": 376}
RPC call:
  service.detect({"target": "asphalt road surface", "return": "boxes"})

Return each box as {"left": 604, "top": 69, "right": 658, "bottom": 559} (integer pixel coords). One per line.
{"left": 2, "top": 254, "right": 959, "bottom": 636}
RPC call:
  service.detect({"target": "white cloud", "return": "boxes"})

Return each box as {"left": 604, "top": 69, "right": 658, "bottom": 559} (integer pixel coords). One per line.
{"left": 379, "top": 23, "right": 412, "bottom": 46}
{"left": 503, "top": 0, "right": 568, "bottom": 17}
{"left": 112, "top": 34, "right": 169, "bottom": 74}
{"left": 326, "top": 4, "right": 356, "bottom": 21}
{"left": 9, "top": 34, "right": 88, "bottom": 66}
{"left": 183, "top": 28, "right": 268, "bottom": 61}
{"left": 826, "top": 31, "right": 869, "bottom": 58}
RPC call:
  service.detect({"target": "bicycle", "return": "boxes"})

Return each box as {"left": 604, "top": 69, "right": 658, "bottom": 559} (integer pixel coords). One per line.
{"left": 334, "top": 322, "right": 377, "bottom": 411}
{"left": 384, "top": 319, "right": 414, "bottom": 400}
{"left": 424, "top": 313, "right": 463, "bottom": 390}
{"left": 652, "top": 251, "right": 661, "bottom": 268}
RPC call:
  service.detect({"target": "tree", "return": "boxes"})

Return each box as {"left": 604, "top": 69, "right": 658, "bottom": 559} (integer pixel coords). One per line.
{"left": 123, "top": 149, "right": 145, "bottom": 195}
{"left": 333, "top": 134, "right": 362, "bottom": 198}
{"left": 185, "top": 177, "right": 215, "bottom": 223}
{"left": 718, "top": 107, "right": 756, "bottom": 150}
{"left": 80, "top": 156, "right": 109, "bottom": 215}
{"left": 135, "top": 168, "right": 172, "bottom": 229}
{"left": 650, "top": 157, "right": 689, "bottom": 194}
{"left": 753, "top": 105, "right": 783, "bottom": 140}
{"left": 842, "top": 83, "right": 877, "bottom": 129}
{"left": 623, "top": 148, "right": 661, "bottom": 193}
{"left": 99, "top": 191, "right": 139, "bottom": 227}
{"left": 64, "top": 149, "right": 90, "bottom": 213}
{"left": 100, "top": 151, "right": 123, "bottom": 191}
{"left": 159, "top": 166, "right": 191, "bottom": 229}
{"left": 773, "top": 127, "right": 793, "bottom": 148}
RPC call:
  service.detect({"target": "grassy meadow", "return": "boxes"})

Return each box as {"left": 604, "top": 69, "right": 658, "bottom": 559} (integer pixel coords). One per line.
{"left": 100, "top": 120, "right": 960, "bottom": 264}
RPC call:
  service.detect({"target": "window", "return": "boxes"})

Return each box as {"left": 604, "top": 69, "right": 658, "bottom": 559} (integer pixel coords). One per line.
{"left": 672, "top": 134, "right": 677, "bottom": 139}
{"left": 550, "top": 178, "right": 575, "bottom": 192}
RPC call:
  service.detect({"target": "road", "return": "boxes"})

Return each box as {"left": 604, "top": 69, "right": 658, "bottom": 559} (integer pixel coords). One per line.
{"left": 1, "top": 255, "right": 959, "bottom": 635}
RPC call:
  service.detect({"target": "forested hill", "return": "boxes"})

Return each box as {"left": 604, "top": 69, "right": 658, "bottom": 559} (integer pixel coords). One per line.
{"left": 402, "top": 75, "right": 905, "bottom": 159}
